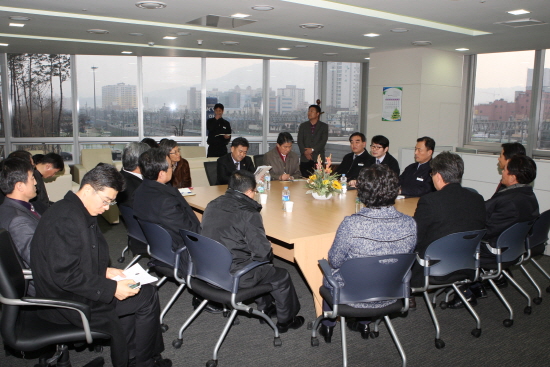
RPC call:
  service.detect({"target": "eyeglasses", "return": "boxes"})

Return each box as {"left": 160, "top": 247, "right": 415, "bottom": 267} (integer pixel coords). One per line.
{"left": 169, "top": 149, "right": 181, "bottom": 156}
{"left": 94, "top": 189, "right": 117, "bottom": 206}
{"left": 370, "top": 145, "right": 384, "bottom": 150}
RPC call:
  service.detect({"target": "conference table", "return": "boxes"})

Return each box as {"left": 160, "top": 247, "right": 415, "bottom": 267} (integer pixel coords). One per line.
{"left": 185, "top": 180, "right": 419, "bottom": 315}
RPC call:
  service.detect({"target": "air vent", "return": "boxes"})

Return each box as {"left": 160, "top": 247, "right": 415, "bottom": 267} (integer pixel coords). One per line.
{"left": 412, "top": 41, "right": 432, "bottom": 46}
{"left": 300, "top": 23, "right": 324, "bottom": 29}
{"left": 135, "top": 1, "right": 167, "bottom": 9}
{"left": 495, "top": 18, "right": 546, "bottom": 28}
{"left": 188, "top": 15, "right": 256, "bottom": 29}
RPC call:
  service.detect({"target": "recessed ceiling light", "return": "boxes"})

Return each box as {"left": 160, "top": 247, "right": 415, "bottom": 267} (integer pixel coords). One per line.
{"left": 455, "top": 48, "right": 469, "bottom": 51}
{"left": 121, "top": 51, "right": 133, "bottom": 54}
{"left": 363, "top": 33, "right": 380, "bottom": 37}
{"left": 0, "top": 43, "right": 9, "bottom": 47}
{"left": 221, "top": 41, "right": 240, "bottom": 46}
{"left": 129, "top": 32, "right": 144, "bottom": 36}
{"left": 252, "top": 5, "right": 274, "bottom": 11}
{"left": 412, "top": 41, "right": 432, "bottom": 46}
{"left": 507, "top": 9, "right": 530, "bottom": 15}
{"left": 300, "top": 23, "right": 324, "bottom": 29}
{"left": 364, "top": 57, "right": 370, "bottom": 60}
{"left": 390, "top": 28, "right": 409, "bottom": 33}
{"left": 278, "top": 47, "right": 291, "bottom": 51}
{"left": 9, "top": 23, "right": 25, "bottom": 27}
{"left": 9, "top": 16, "right": 31, "bottom": 21}
{"left": 324, "top": 52, "right": 338, "bottom": 56}
{"left": 231, "top": 13, "right": 250, "bottom": 18}
{"left": 87, "top": 29, "right": 110, "bottom": 34}
{"left": 295, "top": 45, "right": 308, "bottom": 48}
{"left": 163, "top": 36, "right": 177, "bottom": 40}
{"left": 135, "top": 1, "right": 167, "bottom": 9}
{"left": 176, "top": 32, "right": 191, "bottom": 36}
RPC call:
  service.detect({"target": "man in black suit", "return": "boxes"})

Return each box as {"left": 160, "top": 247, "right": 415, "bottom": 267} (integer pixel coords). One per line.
{"left": 216, "top": 137, "right": 256, "bottom": 185}
{"left": 32, "top": 153, "right": 64, "bottom": 215}
{"left": 368, "top": 135, "right": 400, "bottom": 176}
{"left": 495, "top": 142, "right": 526, "bottom": 193}
{"left": 297, "top": 104, "right": 329, "bottom": 177}
{"left": 398, "top": 136, "right": 436, "bottom": 197}
{"left": 206, "top": 103, "right": 232, "bottom": 158}
{"left": 335, "top": 132, "right": 371, "bottom": 188}
{"left": 117, "top": 142, "right": 151, "bottom": 208}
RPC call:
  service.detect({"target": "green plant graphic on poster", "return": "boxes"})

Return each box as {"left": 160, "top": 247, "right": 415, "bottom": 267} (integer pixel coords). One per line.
{"left": 382, "top": 87, "right": 402, "bottom": 121}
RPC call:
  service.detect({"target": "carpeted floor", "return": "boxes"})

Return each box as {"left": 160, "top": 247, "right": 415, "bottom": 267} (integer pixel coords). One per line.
{"left": 2, "top": 216, "right": 550, "bottom": 367}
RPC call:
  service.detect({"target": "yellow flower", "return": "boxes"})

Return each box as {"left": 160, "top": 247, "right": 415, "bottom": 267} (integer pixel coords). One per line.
{"left": 309, "top": 174, "right": 317, "bottom": 181}
{"left": 322, "top": 180, "right": 329, "bottom": 185}
{"left": 332, "top": 180, "right": 342, "bottom": 190}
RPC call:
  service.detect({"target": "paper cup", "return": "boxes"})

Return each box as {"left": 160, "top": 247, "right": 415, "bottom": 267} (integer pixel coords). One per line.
{"left": 260, "top": 193, "right": 268, "bottom": 204}
{"left": 284, "top": 201, "right": 294, "bottom": 212}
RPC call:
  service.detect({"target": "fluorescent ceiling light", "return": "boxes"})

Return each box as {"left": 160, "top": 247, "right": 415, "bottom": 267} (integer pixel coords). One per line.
{"left": 0, "top": 6, "right": 371, "bottom": 50}
{"left": 363, "top": 33, "right": 379, "bottom": 37}
{"left": 507, "top": 9, "right": 530, "bottom": 16}
{"left": 231, "top": 13, "right": 250, "bottom": 18}
{"left": 121, "top": 51, "right": 133, "bottom": 54}
{"left": 455, "top": 48, "right": 469, "bottom": 51}
{"left": 278, "top": 47, "right": 290, "bottom": 50}
{"left": 281, "top": 0, "right": 491, "bottom": 36}
{"left": 0, "top": 43, "right": 8, "bottom": 46}
{"left": 163, "top": 36, "right": 177, "bottom": 39}
{"left": 364, "top": 57, "right": 370, "bottom": 59}
{"left": 9, "top": 23, "right": 25, "bottom": 27}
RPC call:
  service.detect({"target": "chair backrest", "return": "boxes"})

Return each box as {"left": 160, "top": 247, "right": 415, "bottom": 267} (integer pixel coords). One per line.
{"left": 179, "top": 229, "right": 234, "bottom": 292}
{"left": 527, "top": 210, "right": 550, "bottom": 249}
{"left": 495, "top": 221, "right": 534, "bottom": 263}
{"left": 337, "top": 253, "right": 416, "bottom": 304}
{"left": 423, "top": 229, "right": 486, "bottom": 277}
{"left": 119, "top": 205, "right": 147, "bottom": 244}
{"left": 253, "top": 154, "right": 264, "bottom": 167}
{"left": 204, "top": 161, "right": 218, "bottom": 186}
{"left": 180, "top": 146, "right": 206, "bottom": 158}
{"left": 136, "top": 219, "right": 175, "bottom": 266}
{"left": 80, "top": 148, "right": 113, "bottom": 170}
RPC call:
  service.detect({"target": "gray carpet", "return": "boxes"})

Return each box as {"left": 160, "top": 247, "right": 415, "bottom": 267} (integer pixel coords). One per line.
{"left": 2, "top": 217, "right": 550, "bottom": 367}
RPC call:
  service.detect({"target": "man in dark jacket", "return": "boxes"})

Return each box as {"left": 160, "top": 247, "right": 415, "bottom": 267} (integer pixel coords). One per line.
{"left": 399, "top": 136, "right": 436, "bottom": 197}
{"left": 335, "top": 132, "right": 372, "bottom": 187}
{"left": 117, "top": 142, "right": 150, "bottom": 208}
{"left": 206, "top": 103, "right": 231, "bottom": 157}
{"left": 216, "top": 137, "right": 255, "bottom": 185}
{"left": 201, "top": 170, "right": 305, "bottom": 333}
{"left": 368, "top": 135, "right": 400, "bottom": 176}
{"left": 297, "top": 104, "right": 329, "bottom": 177}
{"left": 32, "top": 152, "right": 64, "bottom": 215}
{"left": 30, "top": 164, "right": 170, "bottom": 367}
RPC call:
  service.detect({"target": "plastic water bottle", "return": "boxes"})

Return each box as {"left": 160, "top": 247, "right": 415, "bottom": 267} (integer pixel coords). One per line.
{"left": 340, "top": 174, "right": 347, "bottom": 193}
{"left": 282, "top": 186, "right": 290, "bottom": 209}
{"left": 264, "top": 171, "right": 271, "bottom": 191}
{"left": 355, "top": 197, "right": 363, "bottom": 213}
{"left": 257, "top": 179, "right": 265, "bottom": 194}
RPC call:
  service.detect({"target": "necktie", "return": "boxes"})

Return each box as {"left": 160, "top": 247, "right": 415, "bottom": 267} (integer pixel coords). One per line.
{"left": 235, "top": 162, "right": 239, "bottom": 170}
{"left": 376, "top": 159, "right": 380, "bottom": 164}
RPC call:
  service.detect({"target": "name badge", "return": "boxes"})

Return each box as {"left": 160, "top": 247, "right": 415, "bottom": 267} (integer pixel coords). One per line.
{"left": 358, "top": 163, "right": 364, "bottom": 167}
{"left": 416, "top": 177, "right": 424, "bottom": 182}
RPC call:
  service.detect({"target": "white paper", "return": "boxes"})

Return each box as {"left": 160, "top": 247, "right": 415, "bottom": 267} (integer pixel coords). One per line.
{"left": 112, "top": 263, "right": 158, "bottom": 285}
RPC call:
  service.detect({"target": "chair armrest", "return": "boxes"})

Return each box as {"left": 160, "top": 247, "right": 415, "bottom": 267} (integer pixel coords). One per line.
{"left": 318, "top": 259, "right": 338, "bottom": 289}
{"left": 72, "top": 164, "right": 88, "bottom": 184}
{"left": 231, "top": 261, "right": 269, "bottom": 293}
{"left": 173, "top": 246, "right": 188, "bottom": 284}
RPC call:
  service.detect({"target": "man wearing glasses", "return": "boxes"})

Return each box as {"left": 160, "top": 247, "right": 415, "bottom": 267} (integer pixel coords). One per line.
{"left": 335, "top": 132, "right": 372, "bottom": 188}
{"left": 368, "top": 135, "right": 400, "bottom": 176}
{"left": 398, "top": 136, "right": 436, "bottom": 197}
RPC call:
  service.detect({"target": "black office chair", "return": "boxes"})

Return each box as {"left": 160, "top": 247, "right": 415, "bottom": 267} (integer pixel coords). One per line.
{"left": 176, "top": 229, "right": 280, "bottom": 367}
{"left": 480, "top": 221, "right": 534, "bottom": 327}
{"left": 411, "top": 229, "right": 486, "bottom": 349}
{"left": 518, "top": 210, "right": 550, "bottom": 304}
{"left": 118, "top": 205, "right": 149, "bottom": 270}
{"left": 137, "top": 218, "right": 188, "bottom": 333}
{"left": 204, "top": 161, "right": 218, "bottom": 186}
{"left": 310, "top": 254, "right": 416, "bottom": 367}
{"left": 0, "top": 228, "right": 109, "bottom": 367}
{"left": 253, "top": 154, "right": 264, "bottom": 167}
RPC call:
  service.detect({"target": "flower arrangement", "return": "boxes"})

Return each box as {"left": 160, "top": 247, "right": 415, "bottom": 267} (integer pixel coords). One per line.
{"left": 305, "top": 154, "right": 342, "bottom": 197}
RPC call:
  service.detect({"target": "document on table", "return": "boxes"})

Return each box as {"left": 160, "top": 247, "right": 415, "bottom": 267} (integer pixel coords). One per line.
{"left": 112, "top": 263, "right": 158, "bottom": 285}
{"left": 179, "top": 187, "right": 196, "bottom": 196}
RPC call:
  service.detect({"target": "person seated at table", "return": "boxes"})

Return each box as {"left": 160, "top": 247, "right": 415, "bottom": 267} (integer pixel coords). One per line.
{"left": 216, "top": 137, "right": 255, "bottom": 185}
{"left": 398, "top": 136, "right": 436, "bottom": 197}
{"left": 141, "top": 137, "right": 159, "bottom": 148}
{"left": 117, "top": 142, "right": 150, "bottom": 208}
{"left": 159, "top": 139, "right": 192, "bottom": 188}
{"left": 201, "top": 170, "right": 305, "bottom": 333}
{"left": 495, "top": 142, "right": 526, "bottom": 193}
{"left": 263, "top": 132, "right": 301, "bottom": 181}
{"left": 335, "top": 132, "right": 371, "bottom": 188}
{"left": 31, "top": 152, "right": 64, "bottom": 214}
{"left": 368, "top": 135, "right": 400, "bottom": 176}
{"left": 0, "top": 151, "right": 35, "bottom": 206}
{"left": 318, "top": 165, "right": 417, "bottom": 343}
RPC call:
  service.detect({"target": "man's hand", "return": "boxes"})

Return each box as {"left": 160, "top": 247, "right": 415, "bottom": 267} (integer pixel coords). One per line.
{"left": 349, "top": 180, "right": 357, "bottom": 188}
{"left": 280, "top": 173, "right": 291, "bottom": 181}
{"left": 114, "top": 279, "right": 139, "bottom": 301}
{"left": 304, "top": 148, "right": 313, "bottom": 161}
{"left": 106, "top": 267, "right": 125, "bottom": 279}
{"left": 224, "top": 134, "right": 231, "bottom": 139}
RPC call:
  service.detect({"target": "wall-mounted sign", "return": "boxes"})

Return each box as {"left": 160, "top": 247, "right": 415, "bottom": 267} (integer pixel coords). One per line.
{"left": 382, "top": 87, "right": 402, "bottom": 121}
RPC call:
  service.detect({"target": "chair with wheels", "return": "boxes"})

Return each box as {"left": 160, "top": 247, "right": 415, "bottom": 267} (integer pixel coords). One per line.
{"left": 118, "top": 205, "right": 149, "bottom": 270}
{"left": 0, "top": 228, "right": 109, "bottom": 367}
{"left": 177, "top": 229, "right": 280, "bottom": 367}
{"left": 137, "top": 218, "right": 188, "bottom": 333}
{"left": 411, "top": 229, "right": 486, "bottom": 349}
{"left": 519, "top": 210, "right": 550, "bottom": 304}
{"left": 480, "top": 221, "right": 534, "bottom": 327}
{"left": 204, "top": 161, "right": 218, "bottom": 186}
{"left": 310, "top": 254, "right": 416, "bottom": 367}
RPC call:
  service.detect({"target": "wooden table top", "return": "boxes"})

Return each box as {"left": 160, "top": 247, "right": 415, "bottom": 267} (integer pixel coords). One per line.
{"left": 186, "top": 181, "right": 419, "bottom": 246}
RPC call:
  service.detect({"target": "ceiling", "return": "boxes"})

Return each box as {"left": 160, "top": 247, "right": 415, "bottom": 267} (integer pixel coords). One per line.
{"left": 0, "top": 0, "right": 549, "bottom": 62}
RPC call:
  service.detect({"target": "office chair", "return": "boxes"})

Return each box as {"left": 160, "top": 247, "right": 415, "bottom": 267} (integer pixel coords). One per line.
{"left": 176, "top": 229, "right": 280, "bottom": 367}
{"left": 0, "top": 228, "right": 109, "bottom": 367}
{"left": 253, "top": 154, "right": 264, "bottom": 167}
{"left": 137, "top": 218, "right": 188, "bottom": 333}
{"left": 480, "top": 221, "right": 534, "bottom": 327}
{"left": 310, "top": 254, "right": 416, "bottom": 367}
{"left": 118, "top": 205, "right": 149, "bottom": 270}
{"left": 204, "top": 161, "right": 218, "bottom": 186}
{"left": 411, "top": 229, "right": 486, "bottom": 349}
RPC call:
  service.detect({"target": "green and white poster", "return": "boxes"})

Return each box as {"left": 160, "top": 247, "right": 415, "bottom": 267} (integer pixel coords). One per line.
{"left": 382, "top": 87, "right": 402, "bottom": 121}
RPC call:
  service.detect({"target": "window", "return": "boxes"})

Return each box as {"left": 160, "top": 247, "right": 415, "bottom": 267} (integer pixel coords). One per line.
{"left": 14, "top": 144, "right": 74, "bottom": 161}
{"left": 325, "top": 62, "right": 361, "bottom": 138}
{"left": 0, "top": 70, "right": 3, "bottom": 138}
{"left": 536, "top": 54, "right": 550, "bottom": 150}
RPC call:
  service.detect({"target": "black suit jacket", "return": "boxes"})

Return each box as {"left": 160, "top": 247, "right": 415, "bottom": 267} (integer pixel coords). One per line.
{"left": 133, "top": 179, "right": 201, "bottom": 250}
{"left": 398, "top": 160, "right": 435, "bottom": 197}
{"left": 117, "top": 170, "right": 142, "bottom": 208}
{"left": 335, "top": 150, "right": 372, "bottom": 181}
{"left": 216, "top": 153, "right": 255, "bottom": 185}
{"left": 369, "top": 152, "right": 400, "bottom": 176}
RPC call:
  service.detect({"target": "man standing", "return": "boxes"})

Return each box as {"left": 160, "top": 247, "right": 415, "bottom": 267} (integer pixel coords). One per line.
{"left": 263, "top": 132, "right": 301, "bottom": 181}
{"left": 216, "top": 137, "right": 255, "bottom": 185}
{"left": 201, "top": 171, "right": 305, "bottom": 333}
{"left": 335, "top": 132, "right": 372, "bottom": 188}
{"left": 368, "top": 135, "right": 400, "bottom": 176}
{"left": 30, "top": 164, "right": 170, "bottom": 367}
{"left": 117, "top": 142, "right": 150, "bottom": 208}
{"left": 207, "top": 103, "right": 232, "bottom": 158}
{"left": 297, "top": 104, "right": 329, "bottom": 177}
{"left": 398, "top": 136, "right": 436, "bottom": 197}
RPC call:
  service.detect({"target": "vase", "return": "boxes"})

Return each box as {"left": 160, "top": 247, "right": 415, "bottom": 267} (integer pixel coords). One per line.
{"left": 312, "top": 192, "right": 333, "bottom": 200}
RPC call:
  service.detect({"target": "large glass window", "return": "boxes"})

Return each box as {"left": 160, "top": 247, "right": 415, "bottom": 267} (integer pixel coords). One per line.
{"left": 471, "top": 51, "right": 535, "bottom": 145}
{"left": 14, "top": 144, "right": 73, "bottom": 161}
{"left": 325, "top": 62, "right": 361, "bottom": 137}
{"left": 77, "top": 55, "right": 138, "bottom": 137}
{"left": 0, "top": 69, "right": 4, "bottom": 138}
{"left": 537, "top": 54, "right": 550, "bottom": 150}
{"left": 8, "top": 54, "right": 72, "bottom": 137}
{"left": 143, "top": 57, "right": 202, "bottom": 137}
{"left": 206, "top": 58, "right": 263, "bottom": 137}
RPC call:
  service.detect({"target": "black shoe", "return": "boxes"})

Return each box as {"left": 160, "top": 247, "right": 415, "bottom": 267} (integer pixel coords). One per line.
{"left": 448, "top": 295, "right": 477, "bottom": 309}
{"left": 346, "top": 320, "right": 370, "bottom": 339}
{"left": 409, "top": 296, "right": 417, "bottom": 310}
{"left": 192, "top": 296, "right": 224, "bottom": 314}
{"left": 318, "top": 324, "right": 334, "bottom": 343}
{"left": 471, "top": 284, "right": 488, "bottom": 299}
{"left": 493, "top": 276, "right": 508, "bottom": 289}
{"left": 259, "top": 303, "right": 277, "bottom": 324}
{"left": 277, "top": 316, "right": 305, "bottom": 333}
{"left": 153, "top": 358, "right": 172, "bottom": 367}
